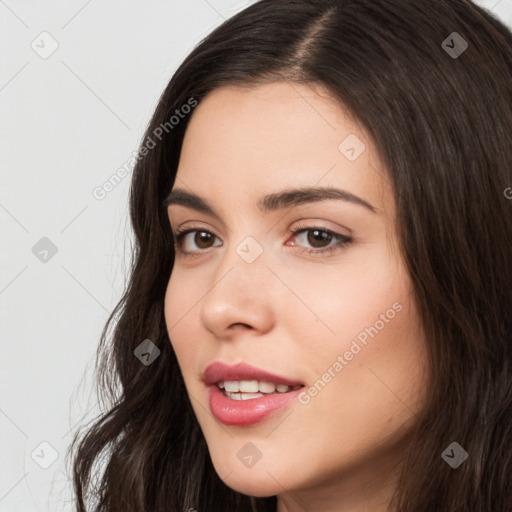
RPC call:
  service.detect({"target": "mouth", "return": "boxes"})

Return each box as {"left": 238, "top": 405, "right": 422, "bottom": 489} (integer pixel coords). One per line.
{"left": 202, "top": 362, "right": 306, "bottom": 426}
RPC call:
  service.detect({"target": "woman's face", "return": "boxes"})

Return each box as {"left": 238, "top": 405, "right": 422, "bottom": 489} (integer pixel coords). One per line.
{"left": 164, "top": 81, "right": 429, "bottom": 510}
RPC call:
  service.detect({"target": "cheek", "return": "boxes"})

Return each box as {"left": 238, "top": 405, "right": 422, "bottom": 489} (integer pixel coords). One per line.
{"left": 285, "top": 246, "right": 427, "bottom": 430}
{"left": 279, "top": 242, "right": 412, "bottom": 353}
{"left": 298, "top": 296, "right": 426, "bottom": 480}
{"left": 164, "top": 270, "right": 202, "bottom": 370}
{"left": 281, "top": 258, "right": 427, "bottom": 483}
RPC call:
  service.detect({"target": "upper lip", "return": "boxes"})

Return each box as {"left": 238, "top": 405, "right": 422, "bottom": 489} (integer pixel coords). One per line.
{"left": 202, "top": 361, "right": 305, "bottom": 387}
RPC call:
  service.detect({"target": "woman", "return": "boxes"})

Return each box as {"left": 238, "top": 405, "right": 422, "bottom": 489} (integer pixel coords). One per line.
{"left": 69, "top": 1, "right": 512, "bottom": 510}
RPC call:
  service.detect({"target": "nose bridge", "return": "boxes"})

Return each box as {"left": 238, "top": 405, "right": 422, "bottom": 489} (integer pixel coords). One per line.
{"left": 213, "top": 232, "right": 270, "bottom": 299}
{"left": 199, "top": 232, "right": 275, "bottom": 334}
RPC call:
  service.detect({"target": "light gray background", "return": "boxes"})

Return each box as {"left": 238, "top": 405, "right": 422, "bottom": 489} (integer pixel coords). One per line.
{"left": 1, "top": 1, "right": 510, "bottom": 510}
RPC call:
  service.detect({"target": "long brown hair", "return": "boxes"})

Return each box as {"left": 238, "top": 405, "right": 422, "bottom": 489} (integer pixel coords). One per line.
{"left": 68, "top": 1, "right": 512, "bottom": 510}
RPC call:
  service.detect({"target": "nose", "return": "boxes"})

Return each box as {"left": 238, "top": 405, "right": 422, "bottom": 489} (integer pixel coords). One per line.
{"left": 199, "top": 239, "right": 276, "bottom": 340}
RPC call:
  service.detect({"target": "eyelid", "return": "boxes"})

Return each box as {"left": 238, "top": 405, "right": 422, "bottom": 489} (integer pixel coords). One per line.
{"left": 170, "top": 218, "right": 351, "bottom": 238}
{"left": 289, "top": 219, "right": 352, "bottom": 239}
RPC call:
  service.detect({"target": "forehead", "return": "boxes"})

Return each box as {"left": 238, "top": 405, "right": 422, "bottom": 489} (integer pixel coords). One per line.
{"left": 176, "top": 81, "right": 392, "bottom": 218}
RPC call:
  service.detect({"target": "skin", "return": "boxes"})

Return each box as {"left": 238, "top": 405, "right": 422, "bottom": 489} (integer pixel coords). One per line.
{"left": 164, "top": 81, "right": 429, "bottom": 512}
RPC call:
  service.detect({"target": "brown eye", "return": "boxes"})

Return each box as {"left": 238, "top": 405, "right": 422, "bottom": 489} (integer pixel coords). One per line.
{"left": 306, "top": 229, "right": 333, "bottom": 248}
{"left": 289, "top": 225, "right": 353, "bottom": 256}
{"left": 193, "top": 231, "right": 215, "bottom": 249}
{"left": 173, "top": 228, "right": 222, "bottom": 254}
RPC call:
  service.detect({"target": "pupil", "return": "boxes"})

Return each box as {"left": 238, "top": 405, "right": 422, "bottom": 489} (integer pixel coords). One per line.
{"left": 308, "top": 229, "right": 331, "bottom": 248}
{"left": 195, "top": 231, "right": 212, "bottom": 248}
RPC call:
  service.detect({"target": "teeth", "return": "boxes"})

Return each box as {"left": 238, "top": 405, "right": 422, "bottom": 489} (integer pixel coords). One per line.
{"left": 258, "top": 381, "right": 276, "bottom": 393}
{"left": 226, "top": 392, "right": 265, "bottom": 400}
{"left": 224, "top": 381, "right": 240, "bottom": 392}
{"left": 218, "top": 380, "right": 301, "bottom": 395}
{"left": 239, "top": 380, "right": 259, "bottom": 393}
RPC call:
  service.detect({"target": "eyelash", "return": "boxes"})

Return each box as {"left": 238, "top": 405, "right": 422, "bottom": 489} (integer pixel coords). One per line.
{"left": 171, "top": 222, "right": 353, "bottom": 258}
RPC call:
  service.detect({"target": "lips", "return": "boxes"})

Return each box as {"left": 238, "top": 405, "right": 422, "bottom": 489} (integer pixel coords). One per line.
{"left": 207, "top": 384, "right": 304, "bottom": 426}
{"left": 202, "top": 362, "right": 306, "bottom": 426}
{"left": 202, "top": 361, "right": 305, "bottom": 387}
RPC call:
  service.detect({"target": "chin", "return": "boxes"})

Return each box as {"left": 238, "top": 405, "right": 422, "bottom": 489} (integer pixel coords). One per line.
{"left": 212, "top": 457, "right": 284, "bottom": 497}
{"left": 223, "top": 477, "right": 280, "bottom": 498}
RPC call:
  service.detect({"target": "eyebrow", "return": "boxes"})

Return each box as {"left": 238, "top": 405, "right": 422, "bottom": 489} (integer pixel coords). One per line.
{"left": 163, "top": 186, "right": 379, "bottom": 219}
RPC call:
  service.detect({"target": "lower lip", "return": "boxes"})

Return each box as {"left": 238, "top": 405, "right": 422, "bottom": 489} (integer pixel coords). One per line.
{"left": 207, "top": 384, "right": 304, "bottom": 426}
